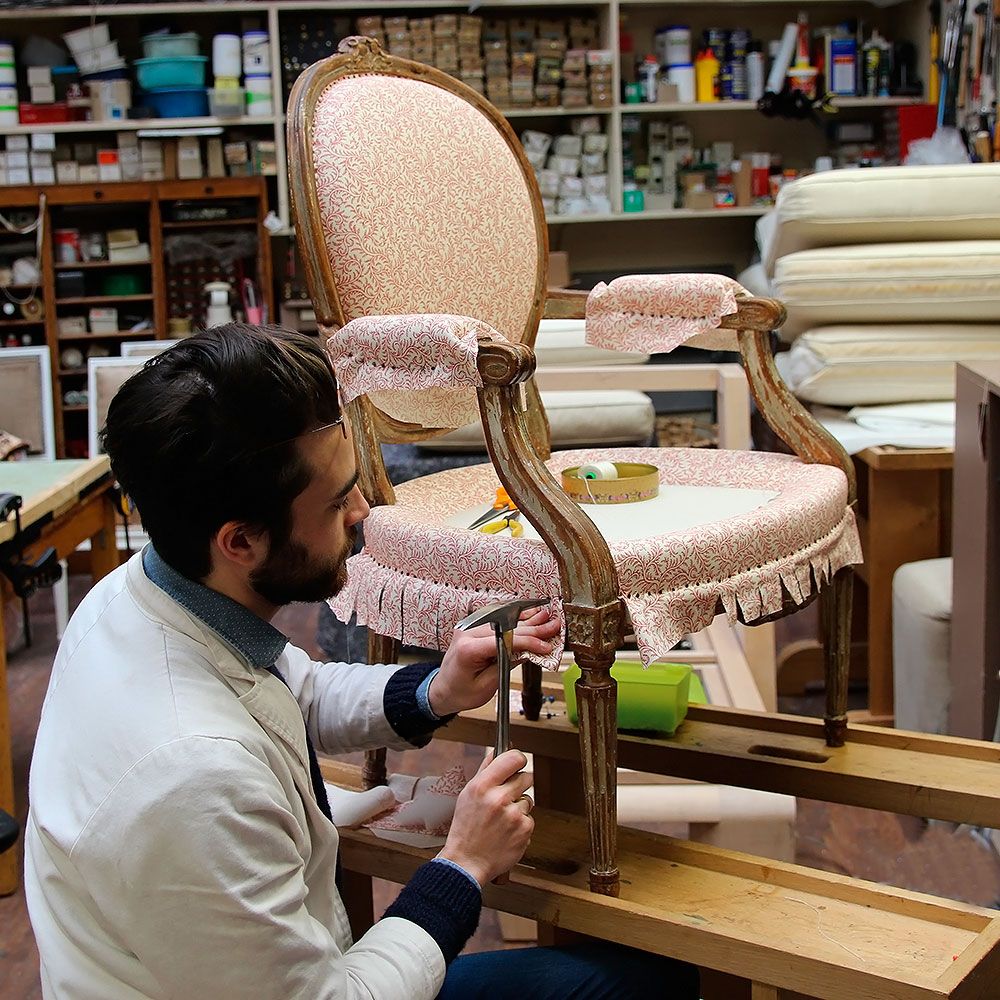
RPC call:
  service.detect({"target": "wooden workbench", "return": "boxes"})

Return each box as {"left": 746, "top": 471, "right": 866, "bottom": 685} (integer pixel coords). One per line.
{"left": 326, "top": 742, "right": 1000, "bottom": 999}
{"left": 0, "top": 457, "right": 119, "bottom": 895}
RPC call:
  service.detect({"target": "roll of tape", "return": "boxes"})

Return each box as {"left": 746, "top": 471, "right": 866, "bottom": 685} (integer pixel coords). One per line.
{"left": 578, "top": 461, "right": 618, "bottom": 481}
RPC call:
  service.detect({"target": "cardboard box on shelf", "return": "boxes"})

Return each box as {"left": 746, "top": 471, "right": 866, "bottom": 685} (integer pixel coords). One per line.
{"left": 5, "top": 135, "right": 27, "bottom": 152}
{"left": 56, "top": 161, "right": 80, "bottom": 184}
{"left": 30, "top": 84, "right": 56, "bottom": 104}
{"left": 27, "top": 66, "right": 52, "bottom": 87}
{"left": 29, "top": 150, "right": 52, "bottom": 168}
{"left": 30, "top": 132, "right": 55, "bottom": 151}
{"left": 251, "top": 139, "right": 277, "bottom": 176}
{"left": 31, "top": 166, "right": 55, "bottom": 185}
{"left": 78, "top": 164, "right": 99, "bottom": 183}
{"left": 7, "top": 167, "right": 30, "bottom": 186}
{"left": 118, "top": 145, "right": 141, "bottom": 181}
{"left": 160, "top": 139, "right": 177, "bottom": 180}
{"left": 206, "top": 137, "right": 224, "bottom": 177}
{"left": 5, "top": 150, "right": 27, "bottom": 169}
{"left": 97, "top": 149, "right": 121, "bottom": 182}
{"left": 88, "top": 307, "right": 118, "bottom": 334}
{"left": 177, "top": 136, "right": 203, "bottom": 179}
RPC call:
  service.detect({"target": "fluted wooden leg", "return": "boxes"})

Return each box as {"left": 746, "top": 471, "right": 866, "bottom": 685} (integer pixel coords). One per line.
{"left": 521, "top": 661, "right": 543, "bottom": 721}
{"left": 821, "top": 568, "right": 853, "bottom": 747}
{"left": 363, "top": 632, "right": 400, "bottom": 788}
{"left": 575, "top": 653, "right": 619, "bottom": 896}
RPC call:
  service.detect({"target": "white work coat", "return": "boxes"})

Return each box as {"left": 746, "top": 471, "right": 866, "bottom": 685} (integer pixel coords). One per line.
{"left": 25, "top": 552, "right": 445, "bottom": 999}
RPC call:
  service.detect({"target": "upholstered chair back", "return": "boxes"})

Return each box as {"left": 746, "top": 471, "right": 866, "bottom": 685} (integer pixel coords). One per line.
{"left": 288, "top": 38, "right": 549, "bottom": 433}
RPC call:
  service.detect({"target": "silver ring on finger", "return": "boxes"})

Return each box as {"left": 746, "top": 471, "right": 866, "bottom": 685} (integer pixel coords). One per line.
{"left": 517, "top": 794, "right": 534, "bottom": 813}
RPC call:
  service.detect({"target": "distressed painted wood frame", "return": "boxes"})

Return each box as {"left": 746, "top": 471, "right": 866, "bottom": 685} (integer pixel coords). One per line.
{"left": 287, "top": 36, "right": 856, "bottom": 897}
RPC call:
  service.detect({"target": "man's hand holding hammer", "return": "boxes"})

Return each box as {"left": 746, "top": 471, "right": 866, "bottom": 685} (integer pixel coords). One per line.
{"left": 432, "top": 603, "right": 559, "bottom": 886}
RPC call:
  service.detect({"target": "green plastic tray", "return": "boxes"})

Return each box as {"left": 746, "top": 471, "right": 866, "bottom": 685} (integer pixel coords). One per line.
{"left": 562, "top": 661, "right": 705, "bottom": 735}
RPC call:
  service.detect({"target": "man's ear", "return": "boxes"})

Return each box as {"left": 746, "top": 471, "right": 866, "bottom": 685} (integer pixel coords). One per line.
{"left": 211, "top": 520, "right": 268, "bottom": 570}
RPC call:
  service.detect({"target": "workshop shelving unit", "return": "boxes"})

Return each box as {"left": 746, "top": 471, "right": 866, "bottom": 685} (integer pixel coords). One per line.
{"left": 2, "top": 1, "right": 931, "bottom": 280}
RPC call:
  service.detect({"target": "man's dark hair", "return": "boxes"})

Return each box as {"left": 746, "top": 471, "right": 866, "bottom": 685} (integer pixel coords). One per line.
{"left": 101, "top": 324, "right": 342, "bottom": 580}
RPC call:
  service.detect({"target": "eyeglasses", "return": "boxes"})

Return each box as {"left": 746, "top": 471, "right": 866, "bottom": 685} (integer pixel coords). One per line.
{"left": 240, "top": 416, "right": 348, "bottom": 458}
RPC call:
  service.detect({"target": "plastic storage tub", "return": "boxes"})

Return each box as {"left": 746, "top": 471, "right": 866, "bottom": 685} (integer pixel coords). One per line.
{"left": 134, "top": 56, "right": 207, "bottom": 90}
{"left": 141, "top": 86, "right": 208, "bottom": 118}
{"left": 142, "top": 32, "right": 200, "bottom": 59}
{"left": 562, "top": 660, "right": 705, "bottom": 735}
{"left": 208, "top": 87, "right": 244, "bottom": 118}
{"left": 63, "top": 23, "right": 110, "bottom": 56}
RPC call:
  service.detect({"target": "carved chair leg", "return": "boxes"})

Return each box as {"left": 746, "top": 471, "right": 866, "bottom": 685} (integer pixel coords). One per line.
{"left": 821, "top": 567, "right": 854, "bottom": 747}
{"left": 363, "top": 632, "right": 400, "bottom": 789}
{"left": 521, "top": 661, "right": 543, "bottom": 721}
{"left": 574, "top": 653, "right": 619, "bottom": 896}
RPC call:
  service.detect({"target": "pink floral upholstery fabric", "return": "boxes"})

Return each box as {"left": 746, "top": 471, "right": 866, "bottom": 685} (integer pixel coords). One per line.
{"left": 331, "top": 447, "right": 862, "bottom": 669}
{"left": 328, "top": 314, "right": 506, "bottom": 428}
{"left": 312, "top": 74, "right": 540, "bottom": 427}
{"left": 586, "top": 274, "right": 744, "bottom": 354}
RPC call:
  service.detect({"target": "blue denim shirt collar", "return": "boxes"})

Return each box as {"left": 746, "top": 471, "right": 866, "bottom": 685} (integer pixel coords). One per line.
{"left": 142, "top": 545, "right": 287, "bottom": 669}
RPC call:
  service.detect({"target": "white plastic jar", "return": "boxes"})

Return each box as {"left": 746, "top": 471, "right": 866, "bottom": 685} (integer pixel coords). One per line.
{"left": 242, "top": 31, "right": 270, "bottom": 75}
{"left": 244, "top": 73, "right": 273, "bottom": 116}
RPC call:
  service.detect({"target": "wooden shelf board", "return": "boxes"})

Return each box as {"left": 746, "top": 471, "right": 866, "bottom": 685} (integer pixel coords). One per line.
{"left": 547, "top": 207, "right": 768, "bottom": 223}
{"left": 55, "top": 295, "right": 154, "bottom": 305}
{"left": 624, "top": 96, "right": 925, "bottom": 114}
{"left": 0, "top": 318, "right": 45, "bottom": 326}
{"left": 0, "top": 115, "right": 275, "bottom": 137}
{"left": 160, "top": 218, "right": 257, "bottom": 229}
{"left": 58, "top": 330, "right": 155, "bottom": 340}
{"left": 61, "top": 405, "right": 87, "bottom": 413}
{"left": 57, "top": 369, "right": 88, "bottom": 377}
{"left": 54, "top": 260, "right": 151, "bottom": 270}
{"left": 503, "top": 106, "right": 611, "bottom": 118}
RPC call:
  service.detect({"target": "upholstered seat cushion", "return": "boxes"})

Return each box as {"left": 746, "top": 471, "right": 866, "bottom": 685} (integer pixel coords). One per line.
{"left": 419, "top": 389, "right": 655, "bottom": 452}
{"left": 332, "top": 446, "right": 861, "bottom": 668}
{"left": 772, "top": 241, "right": 1000, "bottom": 339}
{"left": 775, "top": 324, "right": 1000, "bottom": 404}
{"left": 763, "top": 164, "right": 1000, "bottom": 276}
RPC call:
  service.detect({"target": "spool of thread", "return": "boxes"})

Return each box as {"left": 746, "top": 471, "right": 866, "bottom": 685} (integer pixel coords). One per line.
{"left": 578, "top": 461, "right": 619, "bottom": 481}
{"left": 212, "top": 34, "right": 241, "bottom": 79}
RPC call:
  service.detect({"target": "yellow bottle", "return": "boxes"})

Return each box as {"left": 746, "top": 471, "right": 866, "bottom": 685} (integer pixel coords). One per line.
{"left": 695, "top": 48, "right": 720, "bottom": 102}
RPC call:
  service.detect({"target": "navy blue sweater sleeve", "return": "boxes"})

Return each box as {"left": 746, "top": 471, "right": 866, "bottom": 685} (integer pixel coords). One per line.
{"left": 383, "top": 859, "right": 482, "bottom": 964}
{"left": 383, "top": 661, "right": 455, "bottom": 747}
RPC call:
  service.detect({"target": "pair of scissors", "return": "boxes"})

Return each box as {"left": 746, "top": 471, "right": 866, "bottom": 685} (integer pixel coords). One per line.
{"left": 479, "top": 510, "right": 523, "bottom": 537}
{"left": 467, "top": 487, "right": 517, "bottom": 530}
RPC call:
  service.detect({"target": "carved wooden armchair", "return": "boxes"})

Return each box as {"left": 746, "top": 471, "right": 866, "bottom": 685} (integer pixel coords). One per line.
{"left": 288, "top": 37, "right": 860, "bottom": 897}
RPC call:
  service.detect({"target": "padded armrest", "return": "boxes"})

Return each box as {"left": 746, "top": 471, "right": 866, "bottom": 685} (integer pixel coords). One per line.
{"left": 584, "top": 273, "right": 745, "bottom": 355}
{"left": 326, "top": 313, "right": 511, "bottom": 429}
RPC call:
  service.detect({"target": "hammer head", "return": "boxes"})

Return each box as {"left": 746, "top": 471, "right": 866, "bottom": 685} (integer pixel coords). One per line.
{"left": 455, "top": 598, "right": 548, "bottom": 634}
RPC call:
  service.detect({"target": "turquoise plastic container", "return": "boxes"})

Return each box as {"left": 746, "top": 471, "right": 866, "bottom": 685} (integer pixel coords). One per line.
{"left": 134, "top": 56, "right": 207, "bottom": 90}
{"left": 562, "top": 661, "right": 705, "bottom": 735}
{"left": 140, "top": 87, "right": 209, "bottom": 118}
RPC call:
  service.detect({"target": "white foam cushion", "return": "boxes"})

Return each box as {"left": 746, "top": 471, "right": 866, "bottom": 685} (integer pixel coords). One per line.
{"left": 534, "top": 318, "right": 649, "bottom": 366}
{"left": 893, "top": 557, "right": 953, "bottom": 735}
{"left": 772, "top": 241, "right": 1000, "bottom": 339}
{"left": 776, "top": 324, "right": 1000, "bottom": 405}
{"left": 418, "top": 389, "right": 655, "bottom": 451}
{"left": 764, "top": 164, "right": 1000, "bottom": 276}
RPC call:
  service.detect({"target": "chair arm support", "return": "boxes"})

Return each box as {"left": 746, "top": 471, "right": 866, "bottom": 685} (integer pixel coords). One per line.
{"left": 739, "top": 328, "right": 857, "bottom": 503}
{"left": 475, "top": 340, "right": 626, "bottom": 659}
